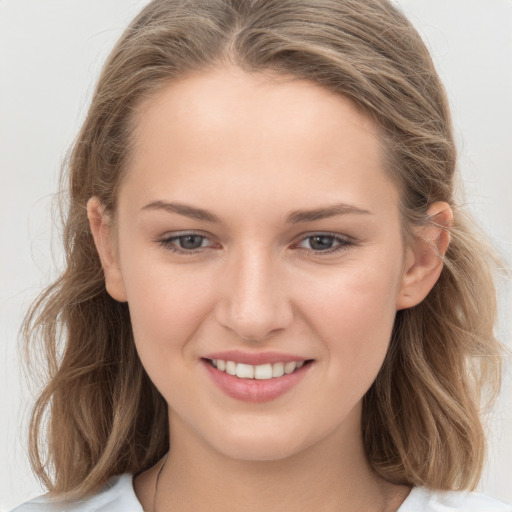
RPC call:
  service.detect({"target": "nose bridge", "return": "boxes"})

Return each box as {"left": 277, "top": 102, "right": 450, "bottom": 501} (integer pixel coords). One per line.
{"left": 216, "top": 243, "right": 293, "bottom": 341}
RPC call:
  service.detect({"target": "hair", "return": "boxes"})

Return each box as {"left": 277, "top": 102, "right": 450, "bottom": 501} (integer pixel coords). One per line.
{"left": 23, "top": 0, "right": 503, "bottom": 499}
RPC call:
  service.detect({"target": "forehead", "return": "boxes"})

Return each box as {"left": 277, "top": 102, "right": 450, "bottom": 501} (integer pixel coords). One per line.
{"left": 132, "top": 66, "right": 377, "bottom": 154}
{"left": 123, "top": 65, "right": 399, "bottom": 220}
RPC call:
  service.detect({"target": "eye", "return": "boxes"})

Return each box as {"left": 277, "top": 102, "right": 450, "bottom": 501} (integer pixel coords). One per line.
{"left": 158, "top": 232, "right": 214, "bottom": 254}
{"left": 296, "top": 233, "right": 352, "bottom": 254}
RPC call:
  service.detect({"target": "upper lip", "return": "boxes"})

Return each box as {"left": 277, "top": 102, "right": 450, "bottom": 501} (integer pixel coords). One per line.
{"left": 203, "top": 350, "right": 310, "bottom": 366}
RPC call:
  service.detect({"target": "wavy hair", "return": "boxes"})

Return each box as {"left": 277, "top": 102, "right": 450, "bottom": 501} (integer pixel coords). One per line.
{"left": 23, "top": 0, "right": 503, "bottom": 498}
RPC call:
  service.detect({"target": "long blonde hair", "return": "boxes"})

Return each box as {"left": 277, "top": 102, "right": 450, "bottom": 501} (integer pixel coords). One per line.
{"left": 24, "top": 0, "right": 503, "bottom": 498}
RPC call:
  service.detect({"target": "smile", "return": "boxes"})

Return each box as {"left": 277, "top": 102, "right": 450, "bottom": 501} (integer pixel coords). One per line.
{"left": 202, "top": 354, "right": 313, "bottom": 403}
{"left": 209, "top": 359, "right": 305, "bottom": 379}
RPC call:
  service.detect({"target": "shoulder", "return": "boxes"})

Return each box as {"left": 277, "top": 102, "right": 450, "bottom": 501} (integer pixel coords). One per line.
{"left": 400, "top": 486, "right": 512, "bottom": 512}
{"left": 10, "top": 474, "right": 143, "bottom": 512}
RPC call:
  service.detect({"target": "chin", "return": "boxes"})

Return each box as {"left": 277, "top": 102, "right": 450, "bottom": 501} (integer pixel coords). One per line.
{"left": 219, "top": 439, "right": 304, "bottom": 462}
{"left": 205, "top": 420, "right": 314, "bottom": 462}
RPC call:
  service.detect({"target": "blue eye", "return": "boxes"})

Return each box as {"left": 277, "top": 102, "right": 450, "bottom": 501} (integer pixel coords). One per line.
{"left": 297, "top": 234, "right": 351, "bottom": 254}
{"left": 159, "top": 233, "right": 212, "bottom": 253}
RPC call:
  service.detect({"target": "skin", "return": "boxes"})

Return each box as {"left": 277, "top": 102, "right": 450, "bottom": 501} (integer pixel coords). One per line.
{"left": 88, "top": 65, "right": 452, "bottom": 512}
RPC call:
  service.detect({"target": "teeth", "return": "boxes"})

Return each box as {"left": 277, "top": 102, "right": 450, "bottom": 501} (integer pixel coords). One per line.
{"left": 254, "top": 364, "right": 272, "bottom": 380}
{"left": 272, "top": 362, "right": 284, "bottom": 378}
{"left": 210, "top": 359, "right": 307, "bottom": 379}
{"left": 284, "top": 361, "right": 297, "bottom": 374}
{"left": 236, "top": 363, "right": 254, "bottom": 379}
{"left": 226, "top": 361, "right": 236, "bottom": 376}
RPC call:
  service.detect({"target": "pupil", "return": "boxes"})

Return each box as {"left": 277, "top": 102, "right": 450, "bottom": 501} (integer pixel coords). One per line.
{"left": 310, "top": 235, "right": 334, "bottom": 250}
{"left": 180, "top": 235, "right": 203, "bottom": 250}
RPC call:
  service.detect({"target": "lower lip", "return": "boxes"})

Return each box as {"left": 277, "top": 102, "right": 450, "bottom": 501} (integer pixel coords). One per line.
{"left": 202, "top": 360, "right": 312, "bottom": 403}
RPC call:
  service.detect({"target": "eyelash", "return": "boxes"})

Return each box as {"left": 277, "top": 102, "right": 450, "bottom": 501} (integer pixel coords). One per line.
{"left": 158, "top": 233, "right": 215, "bottom": 254}
{"left": 158, "top": 232, "right": 353, "bottom": 256}
{"left": 295, "top": 233, "right": 353, "bottom": 255}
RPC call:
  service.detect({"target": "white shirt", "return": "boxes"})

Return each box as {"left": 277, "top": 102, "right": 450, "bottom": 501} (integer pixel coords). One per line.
{"left": 12, "top": 473, "right": 512, "bottom": 512}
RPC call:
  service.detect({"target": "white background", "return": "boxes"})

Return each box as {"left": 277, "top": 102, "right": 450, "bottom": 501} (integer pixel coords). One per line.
{"left": 1, "top": 0, "right": 511, "bottom": 509}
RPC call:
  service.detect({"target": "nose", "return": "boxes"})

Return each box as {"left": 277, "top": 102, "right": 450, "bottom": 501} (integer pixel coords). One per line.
{"left": 214, "top": 248, "right": 294, "bottom": 342}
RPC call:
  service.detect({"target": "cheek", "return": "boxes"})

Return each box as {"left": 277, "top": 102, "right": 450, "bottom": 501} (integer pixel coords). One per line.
{"left": 293, "top": 262, "right": 401, "bottom": 391}
{"left": 297, "top": 259, "right": 400, "bottom": 332}
{"left": 121, "top": 254, "right": 216, "bottom": 370}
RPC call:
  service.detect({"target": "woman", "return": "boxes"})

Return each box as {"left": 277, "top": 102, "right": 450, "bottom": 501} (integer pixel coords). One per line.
{"left": 14, "top": 0, "right": 510, "bottom": 510}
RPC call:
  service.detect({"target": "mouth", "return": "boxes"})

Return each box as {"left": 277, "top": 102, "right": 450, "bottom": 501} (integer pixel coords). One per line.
{"left": 203, "top": 358, "right": 313, "bottom": 380}
{"left": 201, "top": 356, "right": 314, "bottom": 403}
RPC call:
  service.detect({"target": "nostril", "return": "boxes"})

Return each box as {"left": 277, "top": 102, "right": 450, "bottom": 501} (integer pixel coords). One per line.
{"left": 215, "top": 303, "right": 295, "bottom": 343}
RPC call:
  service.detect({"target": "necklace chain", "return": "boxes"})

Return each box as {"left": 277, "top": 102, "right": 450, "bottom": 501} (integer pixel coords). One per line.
{"left": 150, "top": 451, "right": 395, "bottom": 512}
{"left": 152, "top": 452, "right": 169, "bottom": 512}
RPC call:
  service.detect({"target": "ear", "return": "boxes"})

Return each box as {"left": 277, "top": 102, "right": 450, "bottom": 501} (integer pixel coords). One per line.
{"left": 87, "top": 196, "right": 127, "bottom": 302}
{"left": 396, "top": 201, "right": 453, "bottom": 310}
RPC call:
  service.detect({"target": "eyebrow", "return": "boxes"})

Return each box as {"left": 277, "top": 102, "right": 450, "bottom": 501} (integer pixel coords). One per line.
{"left": 141, "top": 200, "right": 372, "bottom": 224}
{"left": 285, "top": 204, "right": 372, "bottom": 223}
{"left": 141, "top": 200, "right": 221, "bottom": 223}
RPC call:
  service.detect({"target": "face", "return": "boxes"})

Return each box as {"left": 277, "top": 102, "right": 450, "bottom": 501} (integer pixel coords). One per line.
{"left": 90, "top": 66, "right": 441, "bottom": 462}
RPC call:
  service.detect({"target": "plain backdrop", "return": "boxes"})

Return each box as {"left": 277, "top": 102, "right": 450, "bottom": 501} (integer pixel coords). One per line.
{"left": 1, "top": 0, "right": 511, "bottom": 509}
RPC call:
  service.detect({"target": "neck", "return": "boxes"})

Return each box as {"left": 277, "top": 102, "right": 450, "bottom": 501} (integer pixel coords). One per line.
{"left": 137, "top": 406, "right": 410, "bottom": 512}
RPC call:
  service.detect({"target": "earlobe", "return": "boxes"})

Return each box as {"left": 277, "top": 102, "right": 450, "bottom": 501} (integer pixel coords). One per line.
{"left": 87, "top": 197, "right": 128, "bottom": 302}
{"left": 396, "top": 202, "right": 453, "bottom": 310}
